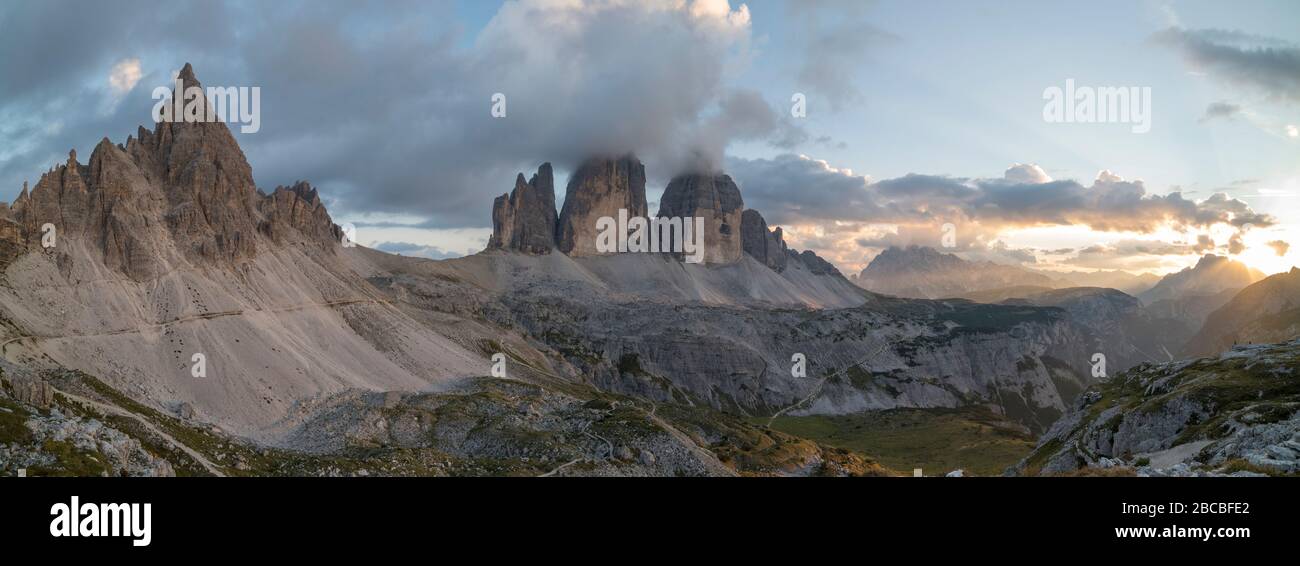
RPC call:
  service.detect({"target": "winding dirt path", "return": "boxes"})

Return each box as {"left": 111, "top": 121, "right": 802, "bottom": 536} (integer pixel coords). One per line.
{"left": 55, "top": 388, "right": 227, "bottom": 477}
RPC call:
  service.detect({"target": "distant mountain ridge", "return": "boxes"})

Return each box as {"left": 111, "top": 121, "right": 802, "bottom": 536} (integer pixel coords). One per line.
{"left": 1184, "top": 267, "right": 1300, "bottom": 356}
{"left": 1139, "top": 254, "right": 1265, "bottom": 305}
{"left": 1054, "top": 269, "right": 1161, "bottom": 296}
{"left": 1138, "top": 254, "right": 1266, "bottom": 332}
{"left": 852, "top": 246, "right": 1062, "bottom": 299}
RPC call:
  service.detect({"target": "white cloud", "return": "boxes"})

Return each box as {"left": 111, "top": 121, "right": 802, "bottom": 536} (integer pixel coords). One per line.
{"left": 1004, "top": 163, "right": 1052, "bottom": 184}
{"left": 108, "top": 58, "right": 142, "bottom": 96}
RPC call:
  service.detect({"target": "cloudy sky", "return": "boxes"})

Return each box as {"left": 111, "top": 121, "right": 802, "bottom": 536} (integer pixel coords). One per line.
{"left": 2, "top": 0, "right": 1298, "bottom": 275}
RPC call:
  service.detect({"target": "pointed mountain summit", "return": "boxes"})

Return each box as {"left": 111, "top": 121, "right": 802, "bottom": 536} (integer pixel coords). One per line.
{"left": 1184, "top": 266, "right": 1300, "bottom": 356}
{"left": 0, "top": 64, "right": 340, "bottom": 279}
{"left": 740, "top": 209, "right": 787, "bottom": 272}
{"left": 1139, "top": 254, "right": 1266, "bottom": 304}
{"left": 854, "top": 246, "right": 1057, "bottom": 299}
{"left": 488, "top": 163, "right": 557, "bottom": 254}
{"left": 555, "top": 155, "right": 647, "bottom": 256}
{"left": 657, "top": 172, "right": 744, "bottom": 264}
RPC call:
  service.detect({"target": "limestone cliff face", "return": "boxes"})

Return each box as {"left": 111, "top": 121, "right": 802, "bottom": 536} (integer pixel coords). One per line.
{"left": 0, "top": 64, "right": 340, "bottom": 280}
{"left": 740, "top": 209, "right": 787, "bottom": 272}
{"left": 487, "top": 163, "right": 557, "bottom": 254}
{"left": 556, "top": 155, "right": 647, "bottom": 256}
{"left": 657, "top": 173, "right": 744, "bottom": 264}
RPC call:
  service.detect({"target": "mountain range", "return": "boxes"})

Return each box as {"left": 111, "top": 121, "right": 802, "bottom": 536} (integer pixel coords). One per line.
{"left": 851, "top": 246, "right": 1162, "bottom": 299}
{"left": 0, "top": 65, "right": 1295, "bottom": 477}
{"left": 1184, "top": 267, "right": 1300, "bottom": 357}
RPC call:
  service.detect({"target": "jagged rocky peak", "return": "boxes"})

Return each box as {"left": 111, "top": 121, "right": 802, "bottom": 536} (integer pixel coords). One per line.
{"left": 740, "top": 209, "right": 787, "bottom": 271}
{"left": 0, "top": 63, "right": 344, "bottom": 278}
{"left": 259, "top": 180, "right": 342, "bottom": 247}
{"left": 1140, "top": 253, "right": 1266, "bottom": 303}
{"left": 657, "top": 171, "right": 744, "bottom": 264}
{"left": 488, "top": 162, "right": 557, "bottom": 254}
{"left": 556, "top": 155, "right": 647, "bottom": 256}
{"left": 790, "top": 249, "right": 842, "bottom": 277}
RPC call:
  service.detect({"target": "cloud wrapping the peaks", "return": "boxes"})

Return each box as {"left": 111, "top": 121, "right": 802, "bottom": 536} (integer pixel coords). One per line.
{"left": 1, "top": 0, "right": 799, "bottom": 228}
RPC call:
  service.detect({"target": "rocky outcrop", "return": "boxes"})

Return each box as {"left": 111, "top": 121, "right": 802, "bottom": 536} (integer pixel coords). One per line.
{"left": 487, "top": 163, "right": 557, "bottom": 254}
{"left": 259, "top": 181, "right": 343, "bottom": 247}
{"left": 556, "top": 155, "right": 647, "bottom": 256}
{"left": 502, "top": 287, "right": 1096, "bottom": 433}
{"left": 740, "top": 209, "right": 787, "bottom": 271}
{"left": 657, "top": 173, "right": 744, "bottom": 264}
{"left": 1014, "top": 339, "right": 1300, "bottom": 476}
{"left": 789, "top": 249, "right": 841, "bottom": 277}
{"left": 3, "top": 374, "right": 55, "bottom": 409}
{"left": 0, "top": 64, "right": 341, "bottom": 280}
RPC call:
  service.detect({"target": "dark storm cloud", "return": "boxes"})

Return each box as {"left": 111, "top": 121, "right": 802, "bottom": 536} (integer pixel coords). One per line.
{"left": 727, "top": 153, "right": 1274, "bottom": 233}
{"left": 1155, "top": 27, "right": 1300, "bottom": 103}
{"left": 1, "top": 0, "right": 805, "bottom": 229}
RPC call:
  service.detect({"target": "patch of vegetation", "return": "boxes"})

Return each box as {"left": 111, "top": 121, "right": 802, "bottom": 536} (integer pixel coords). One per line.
{"left": 28, "top": 439, "right": 112, "bottom": 477}
{"left": 0, "top": 396, "right": 33, "bottom": 444}
{"left": 764, "top": 406, "right": 1037, "bottom": 476}
{"left": 1052, "top": 466, "right": 1137, "bottom": 477}
{"left": 617, "top": 353, "right": 645, "bottom": 375}
{"left": 1214, "top": 457, "right": 1297, "bottom": 477}
{"left": 1021, "top": 437, "right": 1063, "bottom": 477}
{"left": 936, "top": 303, "right": 1060, "bottom": 334}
